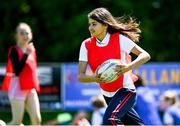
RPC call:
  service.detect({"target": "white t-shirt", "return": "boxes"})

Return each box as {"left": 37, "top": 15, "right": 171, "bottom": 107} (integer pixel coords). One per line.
{"left": 79, "top": 33, "right": 136, "bottom": 97}
{"left": 164, "top": 111, "right": 174, "bottom": 125}
{"left": 91, "top": 107, "right": 106, "bottom": 125}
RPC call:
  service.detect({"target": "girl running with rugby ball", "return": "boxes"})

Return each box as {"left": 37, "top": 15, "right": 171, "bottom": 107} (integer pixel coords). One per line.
{"left": 78, "top": 8, "right": 150, "bottom": 125}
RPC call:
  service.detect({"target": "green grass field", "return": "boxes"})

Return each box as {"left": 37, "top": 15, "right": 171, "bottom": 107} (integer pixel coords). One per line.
{"left": 0, "top": 111, "right": 61, "bottom": 125}
{"left": 0, "top": 111, "right": 91, "bottom": 125}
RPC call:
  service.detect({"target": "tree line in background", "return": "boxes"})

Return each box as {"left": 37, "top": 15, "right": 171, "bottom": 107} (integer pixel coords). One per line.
{"left": 0, "top": 0, "right": 180, "bottom": 62}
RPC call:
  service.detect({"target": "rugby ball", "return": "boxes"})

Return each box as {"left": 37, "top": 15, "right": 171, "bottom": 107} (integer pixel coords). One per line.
{"left": 96, "top": 59, "right": 121, "bottom": 83}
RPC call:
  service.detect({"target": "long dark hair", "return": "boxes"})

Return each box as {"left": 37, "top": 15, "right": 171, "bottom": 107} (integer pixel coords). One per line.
{"left": 88, "top": 7, "right": 141, "bottom": 42}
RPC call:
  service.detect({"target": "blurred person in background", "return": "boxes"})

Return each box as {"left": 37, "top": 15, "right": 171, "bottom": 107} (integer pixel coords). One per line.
{"left": 159, "top": 91, "right": 180, "bottom": 125}
{"left": 45, "top": 111, "right": 89, "bottom": 125}
{"left": 71, "top": 111, "right": 90, "bottom": 126}
{"left": 1, "top": 23, "right": 41, "bottom": 125}
{"left": 44, "top": 112, "right": 72, "bottom": 125}
{"left": 78, "top": 7, "right": 150, "bottom": 125}
{"left": 91, "top": 95, "right": 106, "bottom": 125}
{"left": 134, "top": 76, "right": 162, "bottom": 125}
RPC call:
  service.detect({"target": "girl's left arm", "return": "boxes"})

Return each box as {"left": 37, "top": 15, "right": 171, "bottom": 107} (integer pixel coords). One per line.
{"left": 117, "top": 45, "right": 150, "bottom": 74}
{"left": 128, "top": 45, "right": 151, "bottom": 70}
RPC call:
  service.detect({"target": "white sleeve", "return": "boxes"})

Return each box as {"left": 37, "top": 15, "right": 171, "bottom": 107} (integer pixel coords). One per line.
{"left": 79, "top": 41, "right": 88, "bottom": 61}
{"left": 91, "top": 111, "right": 102, "bottom": 125}
{"left": 163, "top": 111, "right": 174, "bottom": 125}
{"left": 120, "top": 34, "right": 136, "bottom": 54}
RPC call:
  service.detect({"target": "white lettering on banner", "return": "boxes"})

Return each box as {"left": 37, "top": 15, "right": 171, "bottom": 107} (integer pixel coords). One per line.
{"left": 133, "top": 69, "right": 180, "bottom": 85}
{"left": 65, "top": 101, "right": 90, "bottom": 107}
{"left": 81, "top": 89, "right": 101, "bottom": 96}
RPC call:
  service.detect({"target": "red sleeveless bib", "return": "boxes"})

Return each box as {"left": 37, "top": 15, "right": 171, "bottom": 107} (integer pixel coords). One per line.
{"left": 1, "top": 46, "right": 40, "bottom": 92}
{"left": 85, "top": 33, "right": 124, "bottom": 92}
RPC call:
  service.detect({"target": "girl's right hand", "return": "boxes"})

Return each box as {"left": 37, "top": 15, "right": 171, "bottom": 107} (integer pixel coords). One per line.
{"left": 93, "top": 74, "right": 107, "bottom": 83}
{"left": 26, "top": 43, "right": 35, "bottom": 54}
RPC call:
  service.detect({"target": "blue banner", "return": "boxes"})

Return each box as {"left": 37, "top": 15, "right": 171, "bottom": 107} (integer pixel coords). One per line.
{"left": 61, "top": 63, "right": 180, "bottom": 110}
{"left": 61, "top": 64, "right": 101, "bottom": 110}
{"left": 133, "top": 63, "right": 180, "bottom": 100}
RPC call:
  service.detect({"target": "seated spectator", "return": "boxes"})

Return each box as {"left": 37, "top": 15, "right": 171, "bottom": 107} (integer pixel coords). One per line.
{"left": 135, "top": 76, "right": 162, "bottom": 125}
{"left": 160, "top": 91, "right": 180, "bottom": 125}
{"left": 71, "top": 111, "right": 90, "bottom": 126}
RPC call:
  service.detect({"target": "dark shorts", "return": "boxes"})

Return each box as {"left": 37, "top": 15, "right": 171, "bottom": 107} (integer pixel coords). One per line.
{"left": 103, "top": 88, "right": 144, "bottom": 125}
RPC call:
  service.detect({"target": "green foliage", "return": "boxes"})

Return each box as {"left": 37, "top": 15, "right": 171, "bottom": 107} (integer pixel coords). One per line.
{"left": 0, "top": 0, "right": 180, "bottom": 62}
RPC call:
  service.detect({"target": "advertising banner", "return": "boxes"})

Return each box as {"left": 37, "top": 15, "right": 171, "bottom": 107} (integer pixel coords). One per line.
{"left": 133, "top": 63, "right": 180, "bottom": 100}
{"left": 0, "top": 64, "right": 61, "bottom": 111}
{"left": 61, "top": 64, "right": 101, "bottom": 110}
{"left": 62, "top": 63, "right": 180, "bottom": 110}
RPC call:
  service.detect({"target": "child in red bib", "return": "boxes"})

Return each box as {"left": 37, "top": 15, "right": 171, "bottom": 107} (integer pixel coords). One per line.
{"left": 78, "top": 8, "right": 150, "bottom": 125}
{"left": 2, "top": 23, "right": 41, "bottom": 125}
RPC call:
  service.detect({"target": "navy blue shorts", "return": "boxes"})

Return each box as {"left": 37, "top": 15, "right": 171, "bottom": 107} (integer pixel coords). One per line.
{"left": 103, "top": 88, "right": 144, "bottom": 125}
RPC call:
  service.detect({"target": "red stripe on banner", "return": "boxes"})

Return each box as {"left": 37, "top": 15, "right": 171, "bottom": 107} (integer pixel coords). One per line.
{"left": 110, "top": 92, "right": 133, "bottom": 125}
